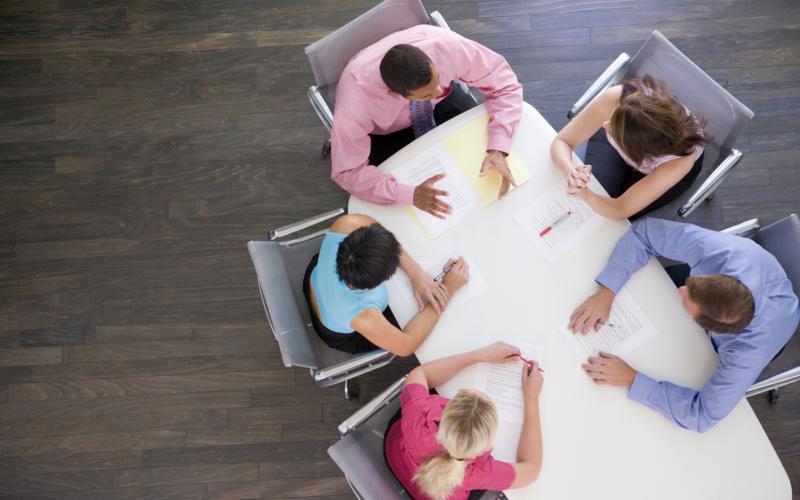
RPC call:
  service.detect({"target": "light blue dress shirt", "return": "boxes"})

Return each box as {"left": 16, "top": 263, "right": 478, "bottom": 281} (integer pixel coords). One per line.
{"left": 311, "top": 231, "right": 389, "bottom": 334}
{"left": 596, "top": 218, "right": 799, "bottom": 432}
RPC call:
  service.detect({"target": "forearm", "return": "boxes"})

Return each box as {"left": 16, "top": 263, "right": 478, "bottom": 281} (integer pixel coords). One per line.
{"left": 398, "top": 248, "right": 424, "bottom": 279}
{"left": 581, "top": 189, "right": 628, "bottom": 220}
{"left": 550, "top": 137, "right": 575, "bottom": 176}
{"left": 413, "top": 346, "right": 483, "bottom": 388}
{"left": 517, "top": 399, "right": 543, "bottom": 470}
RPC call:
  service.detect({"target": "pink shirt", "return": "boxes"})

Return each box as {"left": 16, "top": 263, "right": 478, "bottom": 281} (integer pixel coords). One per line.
{"left": 385, "top": 384, "right": 516, "bottom": 500}
{"left": 331, "top": 25, "right": 523, "bottom": 205}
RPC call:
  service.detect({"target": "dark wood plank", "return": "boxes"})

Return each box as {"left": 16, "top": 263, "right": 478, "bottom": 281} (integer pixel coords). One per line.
{"left": 113, "top": 463, "right": 258, "bottom": 488}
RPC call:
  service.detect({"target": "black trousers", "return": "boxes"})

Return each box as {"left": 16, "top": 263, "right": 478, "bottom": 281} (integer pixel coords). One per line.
{"left": 584, "top": 129, "right": 704, "bottom": 220}
{"left": 367, "top": 82, "right": 478, "bottom": 167}
{"left": 302, "top": 254, "right": 400, "bottom": 354}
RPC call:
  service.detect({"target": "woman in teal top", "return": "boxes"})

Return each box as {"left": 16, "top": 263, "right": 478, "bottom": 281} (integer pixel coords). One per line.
{"left": 302, "top": 214, "right": 470, "bottom": 355}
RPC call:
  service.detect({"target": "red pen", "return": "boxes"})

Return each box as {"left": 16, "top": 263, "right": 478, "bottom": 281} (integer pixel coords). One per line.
{"left": 538, "top": 210, "right": 572, "bottom": 237}
{"left": 518, "top": 355, "right": 544, "bottom": 373}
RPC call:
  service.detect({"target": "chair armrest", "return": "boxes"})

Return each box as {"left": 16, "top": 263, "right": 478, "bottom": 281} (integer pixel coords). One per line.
{"left": 429, "top": 10, "right": 449, "bottom": 30}
{"left": 567, "top": 53, "right": 631, "bottom": 120}
{"left": 746, "top": 366, "right": 800, "bottom": 397}
{"left": 337, "top": 376, "right": 407, "bottom": 435}
{"left": 308, "top": 85, "right": 334, "bottom": 132}
{"left": 721, "top": 218, "right": 760, "bottom": 237}
{"left": 269, "top": 208, "right": 345, "bottom": 241}
{"left": 678, "top": 149, "right": 743, "bottom": 218}
{"left": 314, "top": 348, "right": 394, "bottom": 382}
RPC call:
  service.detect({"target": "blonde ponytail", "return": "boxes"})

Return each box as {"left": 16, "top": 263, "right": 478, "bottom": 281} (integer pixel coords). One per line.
{"left": 413, "top": 389, "right": 498, "bottom": 499}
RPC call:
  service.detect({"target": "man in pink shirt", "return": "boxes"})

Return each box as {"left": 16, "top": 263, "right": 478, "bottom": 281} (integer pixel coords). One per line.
{"left": 331, "top": 24, "right": 523, "bottom": 218}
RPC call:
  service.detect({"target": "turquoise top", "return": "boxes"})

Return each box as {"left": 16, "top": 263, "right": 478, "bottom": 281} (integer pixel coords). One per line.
{"left": 311, "top": 231, "right": 390, "bottom": 334}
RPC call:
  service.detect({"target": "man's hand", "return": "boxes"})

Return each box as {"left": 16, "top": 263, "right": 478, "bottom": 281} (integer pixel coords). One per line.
{"left": 480, "top": 150, "right": 517, "bottom": 199}
{"left": 582, "top": 352, "right": 636, "bottom": 388}
{"left": 410, "top": 269, "right": 449, "bottom": 314}
{"left": 413, "top": 174, "right": 451, "bottom": 219}
{"left": 569, "top": 286, "right": 615, "bottom": 334}
{"left": 478, "top": 341, "right": 520, "bottom": 364}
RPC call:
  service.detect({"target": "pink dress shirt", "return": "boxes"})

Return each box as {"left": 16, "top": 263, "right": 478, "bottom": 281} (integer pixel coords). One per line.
{"left": 331, "top": 25, "right": 523, "bottom": 205}
{"left": 385, "top": 383, "right": 516, "bottom": 500}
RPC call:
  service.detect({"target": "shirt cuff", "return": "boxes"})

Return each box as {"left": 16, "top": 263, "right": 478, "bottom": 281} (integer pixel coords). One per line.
{"left": 595, "top": 267, "right": 626, "bottom": 294}
{"left": 396, "top": 182, "right": 416, "bottom": 206}
{"left": 628, "top": 372, "right": 656, "bottom": 403}
{"left": 487, "top": 135, "right": 512, "bottom": 156}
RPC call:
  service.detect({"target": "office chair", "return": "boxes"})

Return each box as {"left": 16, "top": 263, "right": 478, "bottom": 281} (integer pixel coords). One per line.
{"left": 304, "top": 0, "right": 475, "bottom": 158}
{"left": 723, "top": 215, "right": 800, "bottom": 404}
{"left": 329, "top": 376, "right": 505, "bottom": 499}
{"left": 566, "top": 31, "right": 754, "bottom": 218}
{"left": 247, "top": 208, "right": 394, "bottom": 401}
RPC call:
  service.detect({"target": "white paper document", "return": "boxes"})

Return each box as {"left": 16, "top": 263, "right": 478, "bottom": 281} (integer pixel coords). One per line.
{"left": 473, "top": 341, "right": 543, "bottom": 425}
{"left": 514, "top": 180, "right": 606, "bottom": 261}
{"left": 559, "top": 289, "right": 658, "bottom": 361}
{"left": 387, "top": 244, "right": 488, "bottom": 326}
{"left": 390, "top": 144, "right": 481, "bottom": 238}
{"left": 469, "top": 340, "right": 543, "bottom": 463}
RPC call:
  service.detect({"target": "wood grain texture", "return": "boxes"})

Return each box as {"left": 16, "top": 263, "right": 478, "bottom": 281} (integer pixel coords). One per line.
{"left": 0, "top": 0, "right": 798, "bottom": 497}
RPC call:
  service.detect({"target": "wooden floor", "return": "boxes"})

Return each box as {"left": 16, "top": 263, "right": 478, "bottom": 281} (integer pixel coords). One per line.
{"left": 1, "top": 0, "right": 799, "bottom": 498}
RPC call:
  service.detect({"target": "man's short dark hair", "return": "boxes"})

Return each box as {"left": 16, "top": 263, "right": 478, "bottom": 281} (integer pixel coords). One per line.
{"left": 336, "top": 223, "right": 401, "bottom": 290}
{"left": 686, "top": 274, "right": 755, "bottom": 333}
{"left": 379, "top": 44, "right": 433, "bottom": 96}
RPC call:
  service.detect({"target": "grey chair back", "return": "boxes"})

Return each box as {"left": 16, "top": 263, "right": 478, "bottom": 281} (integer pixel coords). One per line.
{"left": 753, "top": 214, "right": 800, "bottom": 382}
{"left": 248, "top": 235, "right": 353, "bottom": 373}
{"left": 304, "top": 0, "right": 429, "bottom": 110}
{"left": 623, "top": 31, "right": 754, "bottom": 172}
{"left": 328, "top": 380, "right": 407, "bottom": 499}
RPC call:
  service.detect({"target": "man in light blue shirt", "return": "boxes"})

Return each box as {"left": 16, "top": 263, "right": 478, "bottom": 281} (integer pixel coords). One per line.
{"left": 569, "top": 218, "right": 799, "bottom": 432}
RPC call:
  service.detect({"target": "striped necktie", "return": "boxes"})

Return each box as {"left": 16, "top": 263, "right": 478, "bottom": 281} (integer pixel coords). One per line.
{"left": 409, "top": 99, "right": 436, "bottom": 138}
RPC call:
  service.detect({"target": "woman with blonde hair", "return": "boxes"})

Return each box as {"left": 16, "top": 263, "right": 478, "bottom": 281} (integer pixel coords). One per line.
{"left": 551, "top": 74, "right": 708, "bottom": 220}
{"left": 385, "top": 341, "right": 544, "bottom": 499}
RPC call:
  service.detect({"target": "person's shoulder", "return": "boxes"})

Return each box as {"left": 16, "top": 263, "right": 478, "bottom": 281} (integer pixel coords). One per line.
{"left": 329, "top": 214, "right": 375, "bottom": 234}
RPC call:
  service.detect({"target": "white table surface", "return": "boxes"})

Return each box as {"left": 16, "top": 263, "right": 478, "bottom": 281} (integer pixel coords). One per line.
{"left": 348, "top": 103, "right": 790, "bottom": 500}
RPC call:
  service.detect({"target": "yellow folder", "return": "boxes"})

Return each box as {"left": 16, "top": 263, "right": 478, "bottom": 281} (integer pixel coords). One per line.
{"left": 442, "top": 113, "right": 532, "bottom": 205}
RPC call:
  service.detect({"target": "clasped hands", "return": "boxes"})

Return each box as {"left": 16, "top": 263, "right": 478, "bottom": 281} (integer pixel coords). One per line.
{"left": 412, "top": 150, "right": 516, "bottom": 219}
{"left": 566, "top": 164, "right": 592, "bottom": 198}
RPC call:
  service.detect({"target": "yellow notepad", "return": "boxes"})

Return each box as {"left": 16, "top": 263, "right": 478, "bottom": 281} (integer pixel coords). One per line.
{"left": 442, "top": 114, "right": 532, "bottom": 205}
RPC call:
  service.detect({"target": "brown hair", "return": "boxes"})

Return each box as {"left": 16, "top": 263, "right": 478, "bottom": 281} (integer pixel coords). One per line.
{"left": 686, "top": 275, "right": 755, "bottom": 333}
{"left": 379, "top": 44, "right": 433, "bottom": 97}
{"left": 609, "top": 75, "right": 708, "bottom": 164}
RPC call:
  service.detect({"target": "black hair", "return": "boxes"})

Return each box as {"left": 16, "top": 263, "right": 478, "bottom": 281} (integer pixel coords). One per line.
{"left": 379, "top": 44, "right": 433, "bottom": 97}
{"left": 336, "top": 223, "right": 401, "bottom": 290}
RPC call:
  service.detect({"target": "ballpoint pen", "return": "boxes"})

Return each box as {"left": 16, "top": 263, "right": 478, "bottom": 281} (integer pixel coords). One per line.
{"left": 538, "top": 210, "right": 572, "bottom": 237}
{"left": 433, "top": 261, "right": 456, "bottom": 282}
{"left": 598, "top": 320, "right": 619, "bottom": 328}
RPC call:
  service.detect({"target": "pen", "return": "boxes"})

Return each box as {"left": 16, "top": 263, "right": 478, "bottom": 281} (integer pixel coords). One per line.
{"left": 538, "top": 210, "right": 572, "bottom": 237}
{"left": 598, "top": 320, "right": 619, "bottom": 328}
{"left": 518, "top": 355, "right": 544, "bottom": 373}
{"left": 433, "top": 261, "right": 456, "bottom": 282}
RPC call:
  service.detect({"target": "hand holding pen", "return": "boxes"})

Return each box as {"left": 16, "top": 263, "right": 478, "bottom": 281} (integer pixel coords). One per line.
{"left": 435, "top": 257, "right": 470, "bottom": 295}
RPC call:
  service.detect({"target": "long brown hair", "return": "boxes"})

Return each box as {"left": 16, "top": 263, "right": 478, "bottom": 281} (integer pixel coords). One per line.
{"left": 609, "top": 74, "right": 708, "bottom": 164}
